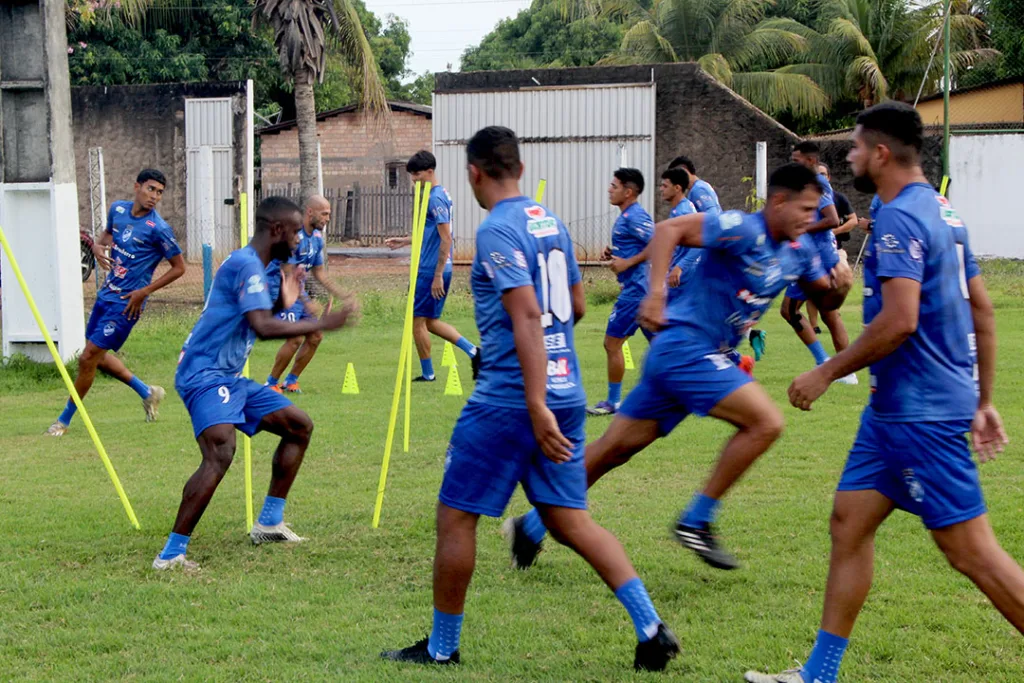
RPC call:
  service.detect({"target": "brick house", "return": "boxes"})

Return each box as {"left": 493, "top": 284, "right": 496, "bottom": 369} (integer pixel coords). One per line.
{"left": 258, "top": 101, "right": 432, "bottom": 193}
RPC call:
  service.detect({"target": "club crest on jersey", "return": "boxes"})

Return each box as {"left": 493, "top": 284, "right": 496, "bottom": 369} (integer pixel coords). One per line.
{"left": 103, "top": 322, "right": 116, "bottom": 336}
{"left": 909, "top": 238, "right": 923, "bottom": 261}
{"left": 122, "top": 227, "right": 133, "bottom": 241}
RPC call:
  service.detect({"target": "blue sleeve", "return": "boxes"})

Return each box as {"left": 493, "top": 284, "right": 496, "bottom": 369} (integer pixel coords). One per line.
{"left": 818, "top": 177, "right": 835, "bottom": 209}
{"left": 874, "top": 209, "right": 926, "bottom": 282}
{"left": 236, "top": 258, "right": 274, "bottom": 314}
{"left": 311, "top": 235, "right": 325, "bottom": 268}
{"left": 701, "top": 210, "right": 758, "bottom": 255}
{"left": 869, "top": 195, "right": 882, "bottom": 218}
{"left": 156, "top": 223, "right": 182, "bottom": 260}
{"left": 799, "top": 238, "right": 827, "bottom": 283}
{"left": 630, "top": 213, "right": 654, "bottom": 246}
{"left": 961, "top": 231, "right": 980, "bottom": 281}
{"left": 477, "top": 225, "right": 533, "bottom": 293}
{"left": 431, "top": 194, "right": 452, "bottom": 225}
{"left": 690, "top": 185, "right": 711, "bottom": 213}
{"left": 105, "top": 205, "right": 116, "bottom": 233}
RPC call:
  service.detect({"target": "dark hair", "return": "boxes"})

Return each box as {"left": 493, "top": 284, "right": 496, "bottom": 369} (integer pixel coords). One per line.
{"left": 767, "top": 163, "right": 823, "bottom": 197}
{"left": 660, "top": 167, "right": 691, "bottom": 191}
{"left": 856, "top": 101, "right": 924, "bottom": 163}
{"left": 255, "top": 196, "right": 302, "bottom": 232}
{"left": 466, "top": 126, "right": 522, "bottom": 180}
{"left": 406, "top": 150, "right": 436, "bottom": 174}
{"left": 136, "top": 168, "right": 167, "bottom": 187}
{"left": 668, "top": 155, "right": 695, "bottom": 174}
{"left": 817, "top": 162, "right": 830, "bottom": 177}
{"left": 614, "top": 167, "right": 645, "bottom": 195}
{"left": 793, "top": 141, "right": 820, "bottom": 156}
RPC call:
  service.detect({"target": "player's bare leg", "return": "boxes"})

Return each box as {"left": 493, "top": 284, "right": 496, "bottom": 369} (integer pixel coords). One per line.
{"left": 170, "top": 423, "right": 238, "bottom": 537}
{"left": 286, "top": 331, "right": 323, "bottom": 380}
{"left": 780, "top": 296, "right": 817, "bottom": 346}
{"left": 433, "top": 503, "right": 479, "bottom": 617}
{"left": 269, "top": 336, "right": 302, "bottom": 383}
{"left": 97, "top": 351, "right": 166, "bottom": 420}
{"left": 249, "top": 405, "right": 314, "bottom": 543}
{"left": 426, "top": 318, "right": 463, "bottom": 345}
{"left": 821, "top": 308, "right": 850, "bottom": 353}
{"left": 412, "top": 317, "right": 437, "bottom": 381}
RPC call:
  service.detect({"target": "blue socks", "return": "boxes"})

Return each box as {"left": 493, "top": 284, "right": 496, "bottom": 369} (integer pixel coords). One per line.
{"left": 258, "top": 496, "right": 286, "bottom": 526}
{"left": 681, "top": 492, "right": 721, "bottom": 527}
{"left": 427, "top": 608, "right": 463, "bottom": 660}
{"left": 807, "top": 340, "right": 830, "bottom": 366}
{"left": 159, "top": 532, "right": 190, "bottom": 560}
{"left": 608, "top": 382, "right": 622, "bottom": 406}
{"left": 615, "top": 578, "right": 662, "bottom": 642}
{"left": 455, "top": 337, "right": 477, "bottom": 357}
{"left": 284, "top": 373, "right": 299, "bottom": 386}
{"left": 420, "top": 357, "right": 435, "bottom": 380}
{"left": 128, "top": 375, "right": 151, "bottom": 399}
{"left": 58, "top": 398, "right": 78, "bottom": 426}
{"left": 803, "top": 630, "right": 848, "bottom": 683}
{"left": 266, "top": 374, "right": 279, "bottom": 387}
{"left": 522, "top": 508, "right": 548, "bottom": 544}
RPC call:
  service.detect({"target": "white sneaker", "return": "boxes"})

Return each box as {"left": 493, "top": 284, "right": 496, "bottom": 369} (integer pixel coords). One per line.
{"left": 744, "top": 669, "right": 806, "bottom": 683}
{"left": 143, "top": 385, "right": 166, "bottom": 422}
{"left": 834, "top": 373, "right": 859, "bottom": 385}
{"left": 152, "top": 554, "right": 199, "bottom": 571}
{"left": 250, "top": 521, "right": 306, "bottom": 545}
{"left": 46, "top": 421, "right": 69, "bottom": 437}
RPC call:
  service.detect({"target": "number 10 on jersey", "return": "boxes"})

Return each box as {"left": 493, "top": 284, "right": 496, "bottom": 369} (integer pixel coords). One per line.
{"left": 538, "top": 249, "right": 571, "bottom": 328}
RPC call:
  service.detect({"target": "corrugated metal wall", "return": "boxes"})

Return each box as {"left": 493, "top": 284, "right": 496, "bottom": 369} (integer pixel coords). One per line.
{"left": 185, "top": 98, "right": 235, "bottom": 260}
{"left": 433, "top": 84, "right": 656, "bottom": 261}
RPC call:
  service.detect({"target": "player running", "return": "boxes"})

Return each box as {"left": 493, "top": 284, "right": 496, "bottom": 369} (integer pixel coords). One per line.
{"left": 385, "top": 151, "right": 479, "bottom": 381}
{"left": 153, "top": 197, "right": 357, "bottom": 571}
{"left": 781, "top": 142, "right": 857, "bottom": 384}
{"left": 47, "top": 169, "right": 185, "bottom": 436}
{"left": 745, "top": 102, "right": 1023, "bottom": 683}
{"left": 805, "top": 163, "right": 858, "bottom": 335}
{"left": 263, "top": 195, "right": 348, "bottom": 394}
{"left": 588, "top": 168, "right": 654, "bottom": 416}
{"left": 505, "top": 164, "right": 853, "bottom": 572}
{"left": 381, "top": 127, "right": 680, "bottom": 672}
{"left": 660, "top": 167, "right": 699, "bottom": 301}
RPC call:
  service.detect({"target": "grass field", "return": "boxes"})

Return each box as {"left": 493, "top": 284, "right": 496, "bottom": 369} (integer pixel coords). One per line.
{"left": 3, "top": 260, "right": 1023, "bottom": 681}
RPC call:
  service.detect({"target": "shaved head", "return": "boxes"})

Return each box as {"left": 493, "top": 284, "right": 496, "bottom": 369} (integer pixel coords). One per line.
{"left": 304, "top": 195, "right": 332, "bottom": 231}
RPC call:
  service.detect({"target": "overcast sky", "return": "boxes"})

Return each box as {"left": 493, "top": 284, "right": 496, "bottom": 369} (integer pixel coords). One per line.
{"left": 363, "top": 0, "right": 532, "bottom": 78}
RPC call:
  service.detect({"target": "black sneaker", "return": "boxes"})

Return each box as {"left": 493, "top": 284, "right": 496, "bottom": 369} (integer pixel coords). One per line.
{"left": 501, "top": 515, "right": 542, "bottom": 569}
{"left": 633, "top": 623, "right": 681, "bottom": 672}
{"left": 673, "top": 521, "right": 739, "bottom": 570}
{"left": 412, "top": 375, "right": 436, "bottom": 383}
{"left": 471, "top": 348, "right": 482, "bottom": 381}
{"left": 380, "top": 637, "right": 460, "bottom": 665}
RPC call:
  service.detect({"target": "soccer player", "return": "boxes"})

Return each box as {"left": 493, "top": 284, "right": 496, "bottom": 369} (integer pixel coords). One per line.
{"left": 805, "top": 163, "right": 858, "bottom": 333}
{"left": 781, "top": 142, "right": 857, "bottom": 385}
{"left": 263, "top": 195, "right": 348, "bottom": 394}
{"left": 660, "top": 167, "right": 699, "bottom": 300}
{"left": 153, "top": 197, "right": 357, "bottom": 570}
{"left": 385, "top": 151, "right": 478, "bottom": 381}
{"left": 505, "top": 164, "right": 853, "bottom": 572}
{"left": 381, "top": 127, "right": 680, "bottom": 672}
{"left": 47, "top": 169, "right": 185, "bottom": 436}
{"left": 745, "top": 101, "right": 1024, "bottom": 683}
{"left": 588, "top": 168, "right": 654, "bottom": 416}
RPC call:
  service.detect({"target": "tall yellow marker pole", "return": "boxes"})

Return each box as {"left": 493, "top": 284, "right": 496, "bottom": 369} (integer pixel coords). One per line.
{"left": 373, "top": 182, "right": 424, "bottom": 527}
{"left": 403, "top": 182, "right": 429, "bottom": 453}
{"left": 0, "top": 225, "right": 140, "bottom": 529}
{"left": 239, "top": 193, "right": 255, "bottom": 531}
{"left": 535, "top": 178, "right": 547, "bottom": 203}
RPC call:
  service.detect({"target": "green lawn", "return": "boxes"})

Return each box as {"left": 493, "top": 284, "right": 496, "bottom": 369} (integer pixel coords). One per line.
{"left": 2, "top": 262, "right": 1023, "bottom": 681}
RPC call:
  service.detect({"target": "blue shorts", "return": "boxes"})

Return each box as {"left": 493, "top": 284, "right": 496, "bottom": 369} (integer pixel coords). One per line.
{"left": 786, "top": 248, "right": 839, "bottom": 301}
{"left": 85, "top": 295, "right": 140, "bottom": 352}
{"left": 413, "top": 269, "right": 452, "bottom": 319}
{"left": 838, "top": 409, "right": 985, "bottom": 530}
{"left": 619, "top": 329, "right": 753, "bottom": 436}
{"left": 439, "top": 401, "right": 588, "bottom": 517}
{"left": 606, "top": 296, "right": 654, "bottom": 340}
{"left": 178, "top": 376, "right": 293, "bottom": 439}
{"left": 277, "top": 299, "right": 316, "bottom": 323}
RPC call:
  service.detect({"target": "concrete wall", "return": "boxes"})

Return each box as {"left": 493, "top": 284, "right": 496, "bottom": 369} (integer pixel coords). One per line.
{"left": 917, "top": 82, "right": 1024, "bottom": 126}
{"left": 259, "top": 109, "right": 432, "bottom": 190}
{"left": 71, "top": 82, "right": 249, "bottom": 242}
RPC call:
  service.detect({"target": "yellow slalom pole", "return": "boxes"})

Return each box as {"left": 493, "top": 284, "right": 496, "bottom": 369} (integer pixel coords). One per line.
{"left": 535, "top": 178, "right": 547, "bottom": 203}
{"left": 239, "top": 193, "right": 254, "bottom": 531}
{"left": 0, "top": 225, "right": 140, "bottom": 529}
{"left": 403, "top": 182, "right": 430, "bottom": 453}
{"left": 373, "top": 182, "right": 423, "bottom": 527}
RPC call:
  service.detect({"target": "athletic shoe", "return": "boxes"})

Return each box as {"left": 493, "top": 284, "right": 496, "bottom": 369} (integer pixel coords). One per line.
{"left": 268, "top": 384, "right": 283, "bottom": 394}
{"left": 501, "top": 515, "right": 543, "bottom": 569}
{"left": 381, "top": 637, "right": 460, "bottom": 665}
{"left": 834, "top": 373, "right": 859, "bottom": 385}
{"left": 152, "top": 554, "right": 199, "bottom": 571}
{"left": 674, "top": 521, "right": 739, "bottom": 570}
{"left": 250, "top": 521, "right": 306, "bottom": 545}
{"left": 283, "top": 382, "right": 303, "bottom": 394}
{"left": 744, "top": 669, "right": 806, "bottom": 682}
{"left": 586, "top": 400, "right": 618, "bottom": 416}
{"left": 749, "top": 329, "right": 767, "bottom": 361}
{"left": 471, "top": 349, "right": 482, "bottom": 381}
{"left": 143, "top": 385, "right": 166, "bottom": 422}
{"left": 412, "top": 375, "right": 436, "bottom": 382}
{"left": 738, "top": 355, "right": 756, "bottom": 377}
{"left": 46, "top": 421, "right": 69, "bottom": 437}
{"left": 633, "top": 623, "right": 681, "bottom": 672}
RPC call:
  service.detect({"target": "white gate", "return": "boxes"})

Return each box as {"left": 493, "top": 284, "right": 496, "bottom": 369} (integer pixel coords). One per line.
{"left": 186, "top": 98, "right": 235, "bottom": 260}
{"left": 433, "top": 83, "right": 656, "bottom": 261}
{"left": 949, "top": 134, "right": 1024, "bottom": 259}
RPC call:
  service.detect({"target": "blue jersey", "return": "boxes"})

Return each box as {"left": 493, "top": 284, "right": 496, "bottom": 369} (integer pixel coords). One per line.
{"left": 863, "top": 183, "right": 979, "bottom": 422}
{"left": 470, "top": 197, "right": 585, "bottom": 410}
{"left": 688, "top": 180, "right": 721, "bottom": 218}
{"left": 419, "top": 186, "right": 454, "bottom": 274}
{"left": 808, "top": 173, "right": 838, "bottom": 264}
{"left": 100, "top": 200, "right": 181, "bottom": 302}
{"left": 665, "top": 211, "right": 827, "bottom": 352}
{"left": 612, "top": 203, "right": 654, "bottom": 300}
{"left": 668, "top": 198, "right": 701, "bottom": 277}
{"left": 869, "top": 194, "right": 883, "bottom": 219}
{"left": 264, "top": 227, "right": 325, "bottom": 302}
{"left": 176, "top": 246, "right": 273, "bottom": 390}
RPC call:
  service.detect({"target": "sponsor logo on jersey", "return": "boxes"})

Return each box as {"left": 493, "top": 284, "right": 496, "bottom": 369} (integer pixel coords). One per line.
{"left": 527, "top": 217, "right": 559, "bottom": 238}
{"left": 736, "top": 289, "right": 772, "bottom": 307}
{"left": 512, "top": 249, "right": 528, "bottom": 269}
{"left": 246, "top": 274, "right": 265, "bottom": 294}
{"left": 146, "top": 220, "right": 156, "bottom": 227}
{"left": 547, "top": 357, "right": 571, "bottom": 377}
